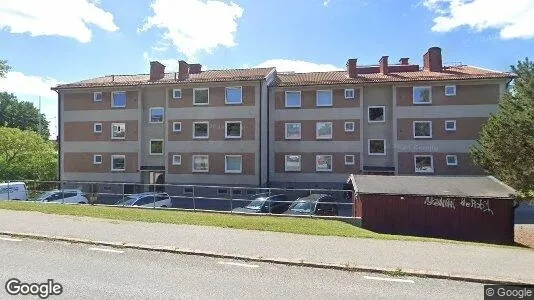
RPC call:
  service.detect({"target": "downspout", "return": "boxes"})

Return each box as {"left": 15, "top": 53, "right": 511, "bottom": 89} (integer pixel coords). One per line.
{"left": 266, "top": 84, "right": 270, "bottom": 187}
{"left": 55, "top": 89, "right": 61, "bottom": 181}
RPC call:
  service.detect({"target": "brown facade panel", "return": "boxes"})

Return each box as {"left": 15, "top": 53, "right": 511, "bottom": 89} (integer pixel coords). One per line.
{"left": 274, "top": 152, "right": 360, "bottom": 173}
{"left": 167, "top": 152, "right": 255, "bottom": 175}
{"left": 397, "top": 152, "right": 484, "bottom": 175}
{"left": 64, "top": 121, "right": 139, "bottom": 141}
{"left": 274, "top": 120, "right": 360, "bottom": 141}
{"left": 167, "top": 118, "right": 255, "bottom": 141}
{"left": 63, "top": 91, "right": 139, "bottom": 111}
{"left": 167, "top": 86, "right": 256, "bottom": 108}
{"left": 274, "top": 88, "right": 361, "bottom": 109}
{"left": 64, "top": 152, "right": 138, "bottom": 173}
{"left": 396, "top": 84, "right": 500, "bottom": 106}
{"left": 397, "top": 117, "right": 487, "bottom": 140}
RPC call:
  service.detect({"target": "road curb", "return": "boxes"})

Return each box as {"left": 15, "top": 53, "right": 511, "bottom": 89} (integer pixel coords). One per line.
{"left": 1, "top": 231, "right": 531, "bottom": 285}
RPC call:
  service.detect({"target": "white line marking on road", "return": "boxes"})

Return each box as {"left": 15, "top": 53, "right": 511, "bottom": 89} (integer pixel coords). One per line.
{"left": 218, "top": 261, "right": 260, "bottom": 268}
{"left": 0, "top": 237, "right": 23, "bottom": 242}
{"left": 88, "top": 247, "right": 124, "bottom": 254}
{"left": 363, "top": 276, "right": 415, "bottom": 283}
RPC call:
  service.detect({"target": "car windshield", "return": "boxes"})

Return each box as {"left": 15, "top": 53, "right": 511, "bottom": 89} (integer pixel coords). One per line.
{"left": 289, "top": 201, "right": 313, "bottom": 212}
{"left": 116, "top": 196, "right": 138, "bottom": 206}
{"left": 37, "top": 191, "right": 56, "bottom": 201}
{"left": 246, "top": 197, "right": 267, "bottom": 209}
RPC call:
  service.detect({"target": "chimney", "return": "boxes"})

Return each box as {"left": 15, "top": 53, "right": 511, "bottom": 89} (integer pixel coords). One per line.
{"left": 379, "top": 56, "right": 389, "bottom": 75}
{"left": 149, "top": 61, "right": 166, "bottom": 81}
{"left": 346, "top": 58, "right": 357, "bottom": 78}
{"left": 423, "top": 47, "right": 443, "bottom": 72}
{"left": 178, "top": 60, "right": 189, "bottom": 80}
{"left": 399, "top": 57, "right": 409, "bottom": 65}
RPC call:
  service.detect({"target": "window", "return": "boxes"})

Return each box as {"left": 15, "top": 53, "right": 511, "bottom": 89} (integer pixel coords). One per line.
{"left": 172, "top": 155, "right": 182, "bottom": 165}
{"left": 172, "top": 89, "right": 182, "bottom": 99}
{"left": 111, "top": 91, "right": 126, "bottom": 108}
{"left": 217, "top": 189, "right": 229, "bottom": 196}
{"left": 446, "top": 155, "right": 458, "bottom": 166}
{"left": 284, "top": 155, "right": 301, "bottom": 172}
{"left": 150, "top": 139, "right": 163, "bottom": 155}
{"left": 285, "top": 91, "right": 301, "bottom": 108}
{"left": 193, "top": 88, "right": 209, "bottom": 105}
{"left": 111, "top": 123, "right": 125, "bottom": 139}
{"left": 93, "top": 92, "right": 102, "bottom": 102}
{"left": 184, "top": 187, "right": 193, "bottom": 195}
{"left": 344, "top": 122, "right": 355, "bottom": 132}
{"left": 413, "top": 121, "right": 432, "bottom": 139}
{"left": 225, "top": 121, "right": 242, "bottom": 139}
{"left": 445, "top": 120, "right": 456, "bottom": 132}
{"left": 316, "top": 155, "right": 332, "bottom": 172}
{"left": 344, "top": 89, "right": 355, "bottom": 99}
{"left": 93, "top": 123, "right": 102, "bottom": 133}
{"left": 193, "top": 122, "right": 209, "bottom": 139}
{"left": 345, "top": 155, "right": 355, "bottom": 165}
{"left": 368, "top": 106, "right": 385, "bottom": 123}
{"left": 225, "top": 87, "right": 242, "bottom": 104}
{"left": 445, "top": 85, "right": 456, "bottom": 96}
{"left": 149, "top": 107, "right": 164, "bottom": 123}
{"left": 225, "top": 155, "right": 242, "bottom": 173}
{"left": 316, "top": 122, "right": 333, "bottom": 139}
{"left": 413, "top": 86, "right": 432, "bottom": 104}
{"left": 111, "top": 155, "right": 125, "bottom": 171}
{"left": 368, "top": 139, "right": 386, "bottom": 155}
{"left": 93, "top": 154, "right": 102, "bottom": 165}
{"left": 192, "top": 155, "right": 209, "bottom": 172}
{"left": 285, "top": 123, "right": 301, "bottom": 139}
{"left": 173, "top": 122, "right": 182, "bottom": 132}
{"left": 232, "top": 189, "right": 242, "bottom": 196}
{"left": 316, "top": 90, "right": 333, "bottom": 107}
{"left": 414, "top": 155, "right": 434, "bottom": 173}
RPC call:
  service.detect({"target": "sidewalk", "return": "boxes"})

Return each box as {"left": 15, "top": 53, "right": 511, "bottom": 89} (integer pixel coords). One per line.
{"left": 1, "top": 209, "right": 533, "bottom": 284}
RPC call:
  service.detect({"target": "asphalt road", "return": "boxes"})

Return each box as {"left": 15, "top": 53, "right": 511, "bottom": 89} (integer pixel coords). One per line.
{"left": 0, "top": 237, "right": 484, "bottom": 299}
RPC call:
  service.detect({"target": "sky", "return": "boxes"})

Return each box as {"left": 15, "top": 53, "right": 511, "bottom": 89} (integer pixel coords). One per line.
{"left": 1, "top": 0, "right": 533, "bottom": 139}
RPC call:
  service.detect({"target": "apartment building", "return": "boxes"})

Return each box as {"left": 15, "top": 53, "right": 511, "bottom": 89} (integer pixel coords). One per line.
{"left": 53, "top": 47, "right": 514, "bottom": 190}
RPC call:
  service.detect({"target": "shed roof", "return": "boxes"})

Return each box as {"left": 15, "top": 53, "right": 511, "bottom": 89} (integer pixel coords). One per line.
{"left": 348, "top": 175, "right": 516, "bottom": 199}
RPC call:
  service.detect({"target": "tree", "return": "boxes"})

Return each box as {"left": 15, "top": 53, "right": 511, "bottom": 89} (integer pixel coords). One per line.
{"left": 0, "top": 60, "right": 10, "bottom": 77}
{"left": 471, "top": 58, "right": 534, "bottom": 196}
{"left": 0, "top": 127, "right": 57, "bottom": 181}
{"left": 0, "top": 92, "right": 50, "bottom": 139}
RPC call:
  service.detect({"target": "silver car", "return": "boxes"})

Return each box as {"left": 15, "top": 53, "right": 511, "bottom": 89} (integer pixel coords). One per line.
{"left": 115, "top": 192, "right": 171, "bottom": 208}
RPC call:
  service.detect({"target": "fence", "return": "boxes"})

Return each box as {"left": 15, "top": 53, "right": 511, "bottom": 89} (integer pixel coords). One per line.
{"left": 0, "top": 180, "right": 355, "bottom": 218}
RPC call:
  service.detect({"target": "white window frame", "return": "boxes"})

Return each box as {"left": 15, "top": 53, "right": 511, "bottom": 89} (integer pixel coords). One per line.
{"left": 284, "top": 155, "right": 301, "bottom": 172}
{"left": 414, "top": 155, "right": 434, "bottom": 173}
{"left": 172, "top": 89, "right": 182, "bottom": 99}
{"left": 285, "top": 123, "right": 301, "bottom": 140}
{"left": 445, "top": 120, "right": 456, "bottom": 132}
{"left": 93, "top": 123, "right": 102, "bottom": 133}
{"left": 445, "top": 85, "right": 456, "bottom": 96}
{"left": 93, "top": 154, "right": 102, "bottom": 165}
{"left": 193, "top": 121, "right": 209, "bottom": 139}
{"left": 225, "top": 121, "right": 242, "bottom": 139}
{"left": 224, "top": 155, "right": 243, "bottom": 174}
{"left": 93, "top": 92, "right": 102, "bottom": 102}
{"left": 111, "top": 91, "right": 126, "bottom": 108}
{"left": 413, "top": 121, "right": 433, "bottom": 139}
{"left": 192, "top": 155, "right": 209, "bottom": 173}
{"left": 285, "top": 91, "right": 301, "bottom": 108}
{"left": 225, "top": 86, "right": 243, "bottom": 105}
{"left": 172, "top": 122, "right": 182, "bottom": 132}
{"left": 193, "top": 88, "right": 209, "bottom": 106}
{"left": 368, "top": 139, "right": 386, "bottom": 156}
{"left": 111, "top": 155, "right": 126, "bottom": 172}
{"left": 315, "top": 155, "right": 333, "bottom": 172}
{"left": 149, "top": 139, "right": 164, "bottom": 156}
{"left": 111, "top": 123, "right": 126, "bottom": 140}
{"left": 368, "top": 106, "right": 386, "bottom": 123}
{"left": 316, "top": 90, "right": 333, "bottom": 107}
{"left": 172, "top": 155, "right": 182, "bottom": 165}
{"left": 149, "top": 107, "right": 164, "bottom": 124}
{"left": 344, "top": 155, "right": 355, "bottom": 165}
{"left": 316, "top": 122, "right": 333, "bottom": 140}
{"left": 446, "top": 155, "right": 458, "bottom": 166}
{"left": 413, "top": 86, "right": 432, "bottom": 104}
{"left": 344, "top": 89, "right": 355, "bottom": 99}
{"left": 344, "top": 122, "right": 355, "bottom": 132}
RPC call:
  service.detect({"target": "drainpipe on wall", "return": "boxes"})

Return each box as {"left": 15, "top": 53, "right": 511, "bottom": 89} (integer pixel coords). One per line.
{"left": 266, "top": 83, "right": 270, "bottom": 187}
{"left": 55, "top": 89, "right": 61, "bottom": 181}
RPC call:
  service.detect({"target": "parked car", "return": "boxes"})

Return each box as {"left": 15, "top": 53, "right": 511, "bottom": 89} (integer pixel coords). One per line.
{"left": 284, "top": 194, "right": 338, "bottom": 216}
{"left": 115, "top": 192, "right": 171, "bottom": 208}
{"left": 0, "top": 182, "right": 28, "bottom": 201}
{"left": 37, "top": 189, "right": 88, "bottom": 204}
{"left": 231, "top": 194, "right": 291, "bottom": 214}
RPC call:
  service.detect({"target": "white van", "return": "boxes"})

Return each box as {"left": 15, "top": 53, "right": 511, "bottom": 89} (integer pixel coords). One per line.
{"left": 0, "top": 182, "right": 28, "bottom": 201}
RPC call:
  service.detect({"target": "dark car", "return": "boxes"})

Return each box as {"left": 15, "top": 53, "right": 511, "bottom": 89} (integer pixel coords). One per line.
{"left": 284, "top": 194, "right": 338, "bottom": 216}
{"left": 231, "top": 194, "right": 291, "bottom": 214}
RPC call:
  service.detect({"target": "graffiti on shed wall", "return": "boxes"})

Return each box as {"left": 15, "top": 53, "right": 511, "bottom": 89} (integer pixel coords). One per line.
{"left": 424, "top": 196, "right": 494, "bottom": 216}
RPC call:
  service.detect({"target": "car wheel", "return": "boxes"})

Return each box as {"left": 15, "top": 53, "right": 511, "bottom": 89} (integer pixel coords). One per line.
{"left": 78, "top": 202, "right": 86, "bottom": 204}
{"left": 161, "top": 205, "right": 167, "bottom": 208}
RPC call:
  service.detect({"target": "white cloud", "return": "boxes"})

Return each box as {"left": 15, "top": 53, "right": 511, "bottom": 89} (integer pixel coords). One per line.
{"left": 424, "top": 0, "right": 534, "bottom": 39}
{"left": 140, "top": 0, "right": 244, "bottom": 60}
{"left": 0, "top": 0, "right": 118, "bottom": 43}
{"left": 323, "top": 0, "right": 331, "bottom": 6}
{"left": 255, "top": 59, "right": 342, "bottom": 73}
